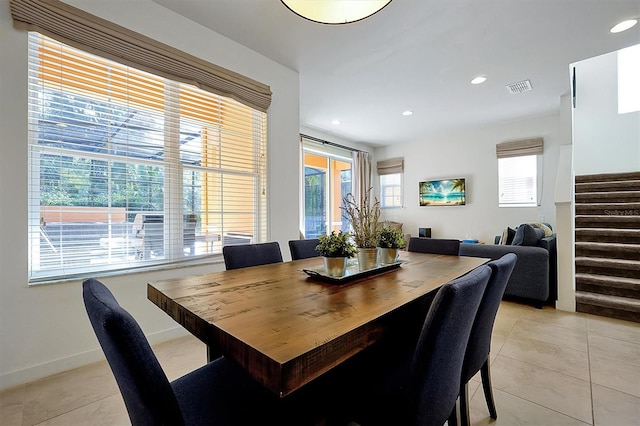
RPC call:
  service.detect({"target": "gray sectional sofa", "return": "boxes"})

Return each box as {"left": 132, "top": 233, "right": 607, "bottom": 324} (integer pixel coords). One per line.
{"left": 459, "top": 224, "right": 557, "bottom": 307}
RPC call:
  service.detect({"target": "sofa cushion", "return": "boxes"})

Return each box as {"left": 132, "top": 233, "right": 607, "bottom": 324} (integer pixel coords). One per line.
{"left": 499, "top": 226, "right": 516, "bottom": 245}
{"left": 512, "top": 224, "right": 544, "bottom": 246}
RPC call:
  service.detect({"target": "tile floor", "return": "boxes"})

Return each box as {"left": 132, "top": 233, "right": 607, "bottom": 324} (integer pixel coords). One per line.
{"left": 1, "top": 301, "right": 639, "bottom": 426}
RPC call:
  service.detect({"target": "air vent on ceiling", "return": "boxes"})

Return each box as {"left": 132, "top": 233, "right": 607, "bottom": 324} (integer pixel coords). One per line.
{"left": 506, "top": 80, "right": 532, "bottom": 94}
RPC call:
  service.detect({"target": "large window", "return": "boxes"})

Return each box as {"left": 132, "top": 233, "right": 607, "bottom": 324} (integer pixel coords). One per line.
{"left": 28, "top": 34, "right": 267, "bottom": 282}
{"left": 302, "top": 138, "right": 352, "bottom": 239}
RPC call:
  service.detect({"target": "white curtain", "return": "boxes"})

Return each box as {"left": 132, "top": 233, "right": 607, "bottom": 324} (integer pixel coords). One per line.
{"left": 352, "top": 151, "right": 372, "bottom": 205}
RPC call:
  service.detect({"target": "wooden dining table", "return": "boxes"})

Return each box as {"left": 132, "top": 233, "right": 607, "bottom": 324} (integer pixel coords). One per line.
{"left": 147, "top": 251, "right": 488, "bottom": 398}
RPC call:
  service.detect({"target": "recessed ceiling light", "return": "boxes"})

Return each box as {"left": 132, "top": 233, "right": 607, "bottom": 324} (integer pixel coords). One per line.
{"left": 611, "top": 19, "right": 638, "bottom": 33}
{"left": 331, "top": 119, "right": 341, "bottom": 125}
{"left": 471, "top": 76, "right": 487, "bottom": 85}
{"left": 402, "top": 110, "right": 413, "bottom": 116}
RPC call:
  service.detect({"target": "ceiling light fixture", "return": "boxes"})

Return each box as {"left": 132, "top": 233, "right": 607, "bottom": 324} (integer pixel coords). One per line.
{"left": 610, "top": 19, "right": 638, "bottom": 33}
{"left": 470, "top": 76, "right": 487, "bottom": 85}
{"left": 402, "top": 110, "right": 414, "bottom": 116}
{"left": 281, "top": 0, "right": 392, "bottom": 24}
{"left": 331, "top": 119, "right": 341, "bottom": 125}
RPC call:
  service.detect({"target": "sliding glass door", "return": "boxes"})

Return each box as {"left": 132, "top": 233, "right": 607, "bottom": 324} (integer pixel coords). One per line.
{"left": 302, "top": 141, "right": 352, "bottom": 239}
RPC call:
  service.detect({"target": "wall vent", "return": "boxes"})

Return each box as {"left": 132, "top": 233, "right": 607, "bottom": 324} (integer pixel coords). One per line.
{"left": 506, "top": 79, "right": 532, "bottom": 94}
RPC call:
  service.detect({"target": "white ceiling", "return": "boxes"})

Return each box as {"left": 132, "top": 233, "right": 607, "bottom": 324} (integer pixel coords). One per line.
{"left": 154, "top": 0, "right": 640, "bottom": 147}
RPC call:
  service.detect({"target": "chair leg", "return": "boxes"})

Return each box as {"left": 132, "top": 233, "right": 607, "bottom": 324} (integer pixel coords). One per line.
{"left": 458, "top": 382, "right": 470, "bottom": 426}
{"left": 480, "top": 359, "right": 497, "bottom": 419}
{"left": 448, "top": 397, "right": 459, "bottom": 426}
{"left": 207, "top": 345, "right": 222, "bottom": 362}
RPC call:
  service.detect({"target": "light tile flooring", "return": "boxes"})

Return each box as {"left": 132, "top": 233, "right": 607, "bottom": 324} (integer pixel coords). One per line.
{"left": 1, "top": 301, "right": 639, "bottom": 426}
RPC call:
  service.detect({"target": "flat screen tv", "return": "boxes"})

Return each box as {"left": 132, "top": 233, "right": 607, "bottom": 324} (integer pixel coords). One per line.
{"left": 419, "top": 178, "right": 466, "bottom": 206}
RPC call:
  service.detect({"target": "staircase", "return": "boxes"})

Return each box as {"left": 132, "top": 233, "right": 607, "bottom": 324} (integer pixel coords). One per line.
{"left": 574, "top": 171, "right": 640, "bottom": 323}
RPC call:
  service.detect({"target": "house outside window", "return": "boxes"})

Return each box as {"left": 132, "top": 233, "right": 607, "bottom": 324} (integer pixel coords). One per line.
{"left": 28, "top": 33, "right": 267, "bottom": 283}
{"left": 377, "top": 157, "right": 404, "bottom": 208}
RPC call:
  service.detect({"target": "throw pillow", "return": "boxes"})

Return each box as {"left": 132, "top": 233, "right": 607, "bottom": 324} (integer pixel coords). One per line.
{"left": 528, "top": 222, "right": 553, "bottom": 237}
{"left": 380, "top": 221, "right": 403, "bottom": 232}
{"left": 499, "top": 226, "right": 516, "bottom": 245}
{"left": 512, "top": 224, "right": 544, "bottom": 246}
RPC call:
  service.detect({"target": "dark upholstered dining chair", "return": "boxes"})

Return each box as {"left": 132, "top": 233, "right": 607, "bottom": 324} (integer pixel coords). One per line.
{"left": 222, "top": 241, "right": 283, "bottom": 270}
{"left": 288, "top": 238, "right": 321, "bottom": 260}
{"left": 407, "top": 237, "right": 461, "bottom": 255}
{"left": 458, "top": 253, "right": 517, "bottom": 426}
{"left": 82, "top": 278, "right": 325, "bottom": 426}
{"left": 344, "top": 264, "right": 492, "bottom": 426}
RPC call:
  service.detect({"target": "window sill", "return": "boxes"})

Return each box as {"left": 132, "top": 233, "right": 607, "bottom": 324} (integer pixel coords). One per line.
{"left": 28, "top": 255, "right": 225, "bottom": 286}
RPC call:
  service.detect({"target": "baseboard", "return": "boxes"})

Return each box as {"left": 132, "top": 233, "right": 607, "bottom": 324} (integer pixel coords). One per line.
{"left": 0, "top": 326, "right": 188, "bottom": 391}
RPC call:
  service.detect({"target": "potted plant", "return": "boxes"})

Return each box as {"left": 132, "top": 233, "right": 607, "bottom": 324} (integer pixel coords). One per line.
{"left": 341, "top": 187, "right": 381, "bottom": 270}
{"left": 377, "top": 227, "right": 406, "bottom": 264}
{"left": 316, "top": 230, "right": 357, "bottom": 277}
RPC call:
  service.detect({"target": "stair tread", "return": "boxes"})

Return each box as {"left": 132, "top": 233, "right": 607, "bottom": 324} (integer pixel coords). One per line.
{"left": 575, "top": 228, "right": 640, "bottom": 235}
{"left": 575, "top": 214, "right": 640, "bottom": 219}
{"left": 575, "top": 172, "right": 640, "bottom": 183}
{"left": 575, "top": 242, "right": 640, "bottom": 252}
{"left": 576, "top": 292, "right": 640, "bottom": 309}
{"left": 575, "top": 190, "right": 640, "bottom": 195}
{"left": 576, "top": 241, "right": 640, "bottom": 250}
{"left": 576, "top": 273, "right": 640, "bottom": 288}
{"left": 576, "top": 256, "right": 640, "bottom": 264}
{"left": 575, "top": 201, "right": 640, "bottom": 208}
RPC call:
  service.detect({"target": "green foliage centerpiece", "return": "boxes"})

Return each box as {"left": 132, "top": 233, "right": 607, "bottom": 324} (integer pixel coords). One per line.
{"left": 341, "top": 187, "right": 381, "bottom": 271}
{"left": 377, "top": 227, "right": 406, "bottom": 264}
{"left": 316, "top": 230, "right": 357, "bottom": 277}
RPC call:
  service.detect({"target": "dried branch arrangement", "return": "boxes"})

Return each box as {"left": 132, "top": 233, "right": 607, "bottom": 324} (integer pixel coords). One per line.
{"left": 341, "top": 187, "right": 381, "bottom": 248}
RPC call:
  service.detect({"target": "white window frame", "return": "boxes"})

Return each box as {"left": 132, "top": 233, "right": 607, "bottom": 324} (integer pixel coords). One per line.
{"left": 498, "top": 154, "right": 543, "bottom": 207}
{"left": 380, "top": 173, "right": 403, "bottom": 209}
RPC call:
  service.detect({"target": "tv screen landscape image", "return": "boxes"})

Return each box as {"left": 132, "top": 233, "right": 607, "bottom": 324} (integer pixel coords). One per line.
{"left": 419, "top": 178, "right": 466, "bottom": 206}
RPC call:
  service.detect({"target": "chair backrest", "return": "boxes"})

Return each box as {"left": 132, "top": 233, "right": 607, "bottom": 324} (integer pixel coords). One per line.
{"left": 82, "top": 278, "right": 184, "bottom": 426}
{"left": 461, "top": 253, "right": 517, "bottom": 383}
{"left": 222, "top": 241, "right": 283, "bottom": 270}
{"left": 407, "top": 237, "right": 460, "bottom": 255}
{"left": 288, "top": 238, "right": 321, "bottom": 260}
{"left": 410, "top": 265, "right": 491, "bottom": 426}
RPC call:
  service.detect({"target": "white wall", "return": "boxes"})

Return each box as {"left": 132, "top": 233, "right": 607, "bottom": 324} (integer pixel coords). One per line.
{"left": 572, "top": 48, "right": 640, "bottom": 175}
{"left": 0, "top": 0, "right": 300, "bottom": 389}
{"left": 374, "top": 113, "right": 562, "bottom": 244}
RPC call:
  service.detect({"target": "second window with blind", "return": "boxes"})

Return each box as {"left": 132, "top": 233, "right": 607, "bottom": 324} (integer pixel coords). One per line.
{"left": 377, "top": 158, "right": 404, "bottom": 208}
{"left": 497, "top": 138, "right": 543, "bottom": 207}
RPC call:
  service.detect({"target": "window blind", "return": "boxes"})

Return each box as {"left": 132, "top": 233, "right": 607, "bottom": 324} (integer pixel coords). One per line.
{"left": 496, "top": 138, "right": 543, "bottom": 158}
{"left": 28, "top": 33, "right": 267, "bottom": 282}
{"left": 376, "top": 157, "right": 404, "bottom": 175}
{"left": 11, "top": 0, "right": 271, "bottom": 112}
